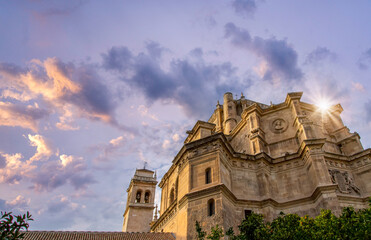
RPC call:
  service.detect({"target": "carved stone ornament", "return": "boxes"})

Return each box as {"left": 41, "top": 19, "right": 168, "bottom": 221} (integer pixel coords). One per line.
{"left": 328, "top": 169, "right": 361, "bottom": 195}
{"left": 271, "top": 118, "right": 288, "bottom": 134}
{"left": 188, "top": 141, "right": 220, "bottom": 158}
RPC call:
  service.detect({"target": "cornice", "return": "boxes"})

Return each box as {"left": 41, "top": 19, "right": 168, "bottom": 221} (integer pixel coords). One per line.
{"left": 348, "top": 148, "right": 371, "bottom": 160}
{"left": 167, "top": 183, "right": 361, "bottom": 211}
{"left": 323, "top": 148, "right": 370, "bottom": 162}
{"left": 337, "top": 194, "right": 371, "bottom": 203}
{"left": 123, "top": 202, "right": 155, "bottom": 217}
{"left": 338, "top": 133, "right": 360, "bottom": 145}
{"left": 285, "top": 92, "right": 303, "bottom": 106}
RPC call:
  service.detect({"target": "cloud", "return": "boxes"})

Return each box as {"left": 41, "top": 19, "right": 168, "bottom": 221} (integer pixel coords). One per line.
{"left": 162, "top": 139, "right": 171, "bottom": 149}
{"left": 0, "top": 154, "right": 5, "bottom": 168}
{"left": 351, "top": 82, "right": 365, "bottom": 92}
{"left": 0, "top": 195, "right": 30, "bottom": 212}
{"left": 0, "top": 134, "right": 94, "bottom": 191}
{"left": 28, "top": 134, "right": 53, "bottom": 162}
{"left": 365, "top": 100, "right": 371, "bottom": 123}
{"left": 0, "top": 152, "right": 31, "bottom": 184}
{"left": 55, "top": 104, "right": 80, "bottom": 130}
{"left": 172, "top": 134, "right": 180, "bottom": 142}
{"left": 109, "top": 136, "right": 124, "bottom": 147}
{"left": 189, "top": 48, "right": 204, "bottom": 58}
{"left": 0, "top": 199, "right": 5, "bottom": 210}
{"left": 92, "top": 135, "right": 133, "bottom": 163}
{"left": 205, "top": 16, "right": 217, "bottom": 28}
{"left": 304, "top": 47, "right": 337, "bottom": 65}
{"left": 104, "top": 136, "right": 127, "bottom": 156}
{"left": 47, "top": 195, "right": 80, "bottom": 213}
{"left": 59, "top": 154, "right": 75, "bottom": 167}
{"left": 0, "top": 101, "right": 49, "bottom": 132}
{"left": 0, "top": 58, "right": 120, "bottom": 130}
{"left": 232, "top": 0, "right": 258, "bottom": 17}
{"left": 358, "top": 48, "right": 371, "bottom": 70}
{"left": 145, "top": 41, "right": 167, "bottom": 60}
{"left": 224, "top": 22, "right": 303, "bottom": 84}
{"left": 7, "top": 195, "right": 30, "bottom": 209}
{"left": 0, "top": 62, "right": 25, "bottom": 79}
{"left": 0, "top": 89, "right": 33, "bottom": 102}
{"left": 102, "top": 44, "right": 247, "bottom": 118}
{"left": 32, "top": 154, "right": 94, "bottom": 191}
{"left": 137, "top": 105, "right": 159, "bottom": 121}
{"left": 101, "top": 46, "right": 133, "bottom": 73}
{"left": 32, "top": 0, "right": 87, "bottom": 18}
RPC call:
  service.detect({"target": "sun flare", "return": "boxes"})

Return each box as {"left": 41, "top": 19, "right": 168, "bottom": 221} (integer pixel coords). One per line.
{"left": 317, "top": 99, "right": 331, "bottom": 112}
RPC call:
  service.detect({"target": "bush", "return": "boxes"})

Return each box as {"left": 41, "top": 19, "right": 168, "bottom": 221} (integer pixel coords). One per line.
{"left": 195, "top": 199, "right": 371, "bottom": 240}
{"left": 0, "top": 211, "right": 33, "bottom": 240}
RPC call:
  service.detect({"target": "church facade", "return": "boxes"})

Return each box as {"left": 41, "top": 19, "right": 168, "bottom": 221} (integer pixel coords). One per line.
{"left": 123, "top": 92, "right": 371, "bottom": 239}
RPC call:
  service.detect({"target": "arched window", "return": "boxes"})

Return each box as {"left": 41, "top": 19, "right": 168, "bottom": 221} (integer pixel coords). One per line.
{"left": 208, "top": 199, "right": 215, "bottom": 216}
{"left": 205, "top": 168, "right": 212, "bottom": 184}
{"left": 169, "top": 188, "right": 175, "bottom": 204}
{"left": 135, "top": 190, "right": 142, "bottom": 203}
{"left": 144, "top": 191, "right": 150, "bottom": 203}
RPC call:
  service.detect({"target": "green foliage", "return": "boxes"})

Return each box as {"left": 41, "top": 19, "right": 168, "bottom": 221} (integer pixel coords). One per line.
{"left": 0, "top": 211, "right": 33, "bottom": 240}
{"left": 266, "top": 212, "right": 310, "bottom": 240}
{"left": 207, "top": 225, "right": 224, "bottom": 240}
{"left": 195, "top": 221, "right": 206, "bottom": 240}
{"left": 238, "top": 212, "right": 265, "bottom": 240}
{"left": 225, "top": 227, "right": 236, "bottom": 240}
{"left": 195, "top": 199, "right": 371, "bottom": 240}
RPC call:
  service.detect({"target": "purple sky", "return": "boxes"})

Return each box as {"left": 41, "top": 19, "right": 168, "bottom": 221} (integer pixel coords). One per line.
{"left": 1, "top": 0, "right": 371, "bottom": 231}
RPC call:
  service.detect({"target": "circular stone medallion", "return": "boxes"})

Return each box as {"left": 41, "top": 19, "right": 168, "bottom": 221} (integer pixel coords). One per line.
{"left": 271, "top": 118, "right": 288, "bottom": 133}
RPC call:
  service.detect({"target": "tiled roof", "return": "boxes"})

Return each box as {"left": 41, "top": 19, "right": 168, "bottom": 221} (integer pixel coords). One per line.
{"left": 23, "top": 231, "right": 176, "bottom": 240}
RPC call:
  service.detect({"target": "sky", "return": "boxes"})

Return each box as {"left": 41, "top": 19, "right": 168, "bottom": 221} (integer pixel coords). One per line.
{"left": 0, "top": 0, "right": 371, "bottom": 231}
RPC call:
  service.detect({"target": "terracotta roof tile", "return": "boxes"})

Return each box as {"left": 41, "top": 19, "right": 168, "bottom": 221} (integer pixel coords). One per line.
{"left": 23, "top": 231, "right": 175, "bottom": 240}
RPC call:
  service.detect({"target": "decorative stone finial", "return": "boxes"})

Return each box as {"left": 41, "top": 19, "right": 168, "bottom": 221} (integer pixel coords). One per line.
{"left": 154, "top": 204, "right": 158, "bottom": 220}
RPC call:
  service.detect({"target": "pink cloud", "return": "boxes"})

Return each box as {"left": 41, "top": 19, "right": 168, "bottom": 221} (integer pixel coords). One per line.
{"left": 0, "top": 101, "right": 49, "bottom": 132}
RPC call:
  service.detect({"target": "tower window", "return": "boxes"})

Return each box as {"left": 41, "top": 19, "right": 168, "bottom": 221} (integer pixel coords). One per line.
{"left": 169, "top": 188, "right": 175, "bottom": 204}
{"left": 144, "top": 191, "right": 150, "bottom": 203}
{"left": 245, "top": 210, "right": 252, "bottom": 219}
{"left": 205, "top": 168, "right": 212, "bottom": 184}
{"left": 135, "top": 190, "right": 142, "bottom": 203}
{"left": 208, "top": 199, "right": 215, "bottom": 216}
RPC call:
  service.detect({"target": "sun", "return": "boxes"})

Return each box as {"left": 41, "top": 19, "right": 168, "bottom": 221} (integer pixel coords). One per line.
{"left": 316, "top": 99, "right": 331, "bottom": 112}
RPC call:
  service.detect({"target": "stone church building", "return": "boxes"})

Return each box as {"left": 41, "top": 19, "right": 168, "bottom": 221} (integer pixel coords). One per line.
{"left": 122, "top": 92, "right": 371, "bottom": 239}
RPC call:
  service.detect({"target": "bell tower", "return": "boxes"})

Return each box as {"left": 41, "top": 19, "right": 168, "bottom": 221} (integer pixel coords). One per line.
{"left": 122, "top": 168, "right": 157, "bottom": 232}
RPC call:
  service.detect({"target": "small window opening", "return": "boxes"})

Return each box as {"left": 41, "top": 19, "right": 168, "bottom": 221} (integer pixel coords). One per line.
{"left": 169, "top": 188, "right": 175, "bottom": 204}
{"left": 205, "top": 168, "right": 212, "bottom": 184}
{"left": 244, "top": 210, "right": 252, "bottom": 219}
{"left": 135, "top": 190, "right": 142, "bottom": 203}
{"left": 144, "top": 191, "right": 150, "bottom": 203}
{"left": 208, "top": 199, "right": 215, "bottom": 216}
{"left": 175, "top": 178, "right": 179, "bottom": 195}
{"left": 337, "top": 144, "right": 343, "bottom": 154}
